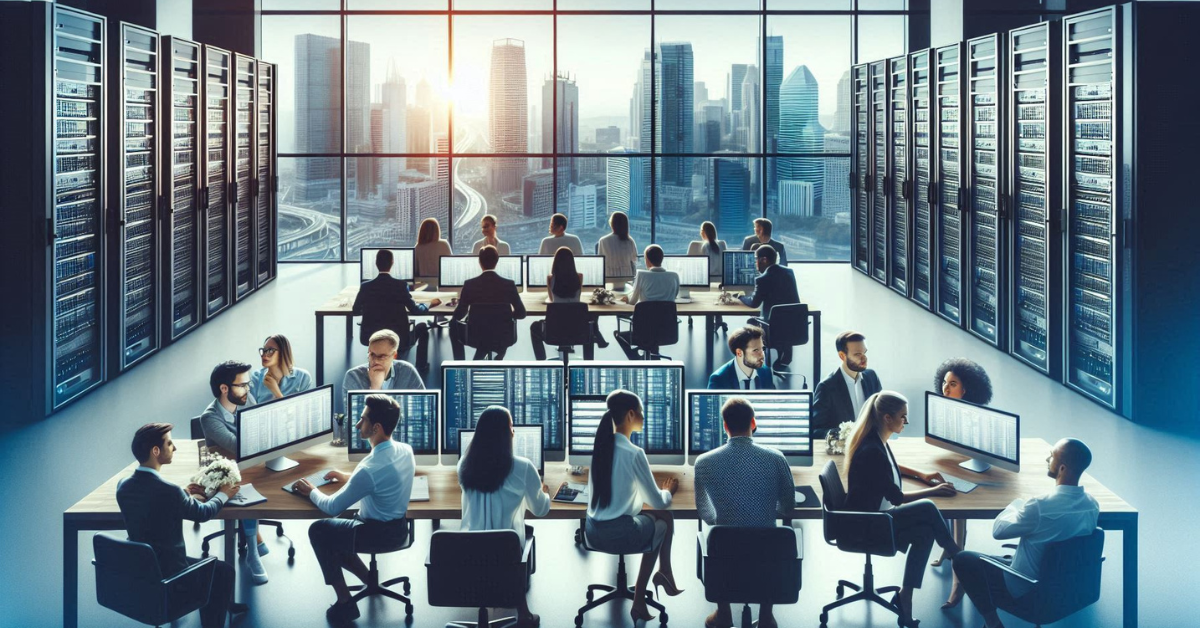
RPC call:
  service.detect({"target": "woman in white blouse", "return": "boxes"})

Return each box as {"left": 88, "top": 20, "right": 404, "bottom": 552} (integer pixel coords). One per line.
{"left": 585, "top": 390, "right": 682, "bottom": 623}
{"left": 686, "top": 221, "right": 727, "bottom": 282}
{"left": 458, "top": 406, "right": 550, "bottom": 628}
{"left": 595, "top": 211, "right": 639, "bottom": 285}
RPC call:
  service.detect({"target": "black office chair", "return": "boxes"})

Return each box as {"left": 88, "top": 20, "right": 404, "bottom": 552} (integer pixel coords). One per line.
{"left": 616, "top": 300, "right": 679, "bottom": 360}
{"left": 816, "top": 460, "right": 903, "bottom": 628}
{"left": 543, "top": 301, "right": 593, "bottom": 364}
{"left": 189, "top": 417, "right": 295, "bottom": 562}
{"left": 463, "top": 303, "right": 519, "bottom": 360}
{"left": 93, "top": 532, "right": 216, "bottom": 627}
{"left": 975, "top": 529, "right": 1106, "bottom": 627}
{"left": 575, "top": 526, "right": 668, "bottom": 626}
{"left": 347, "top": 518, "right": 417, "bottom": 616}
{"left": 697, "top": 525, "right": 803, "bottom": 628}
{"left": 754, "top": 303, "right": 809, "bottom": 379}
{"left": 426, "top": 529, "right": 535, "bottom": 627}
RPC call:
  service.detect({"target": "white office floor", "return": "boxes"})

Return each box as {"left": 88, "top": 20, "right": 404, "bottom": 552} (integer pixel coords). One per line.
{"left": 1, "top": 262, "right": 1195, "bottom": 628}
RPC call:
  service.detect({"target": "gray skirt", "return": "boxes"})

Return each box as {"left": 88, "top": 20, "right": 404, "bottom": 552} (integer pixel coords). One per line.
{"left": 585, "top": 514, "right": 667, "bottom": 555}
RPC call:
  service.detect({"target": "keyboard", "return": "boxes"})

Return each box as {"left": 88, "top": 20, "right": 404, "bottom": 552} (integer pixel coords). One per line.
{"left": 282, "top": 469, "right": 336, "bottom": 494}
{"left": 940, "top": 473, "right": 979, "bottom": 494}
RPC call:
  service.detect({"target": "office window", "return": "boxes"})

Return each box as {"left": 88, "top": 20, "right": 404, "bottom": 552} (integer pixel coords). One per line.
{"left": 346, "top": 158, "right": 450, "bottom": 258}
{"left": 858, "top": 15, "right": 907, "bottom": 64}
{"left": 766, "top": 156, "right": 852, "bottom": 260}
{"left": 655, "top": 157, "right": 762, "bottom": 254}
{"left": 451, "top": 157, "right": 541, "bottom": 254}
{"left": 556, "top": 16, "right": 651, "bottom": 154}
{"left": 556, "top": 156, "right": 652, "bottom": 253}
{"left": 262, "top": 16, "right": 340, "bottom": 155}
{"left": 277, "top": 157, "right": 342, "bottom": 261}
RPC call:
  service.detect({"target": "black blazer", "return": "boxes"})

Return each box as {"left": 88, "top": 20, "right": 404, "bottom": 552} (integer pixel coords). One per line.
{"left": 811, "top": 367, "right": 883, "bottom": 438}
{"left": 740, "top": 235, "right": 789, "bottom": 267}
{"left": 845, "top": 433, "right": 905, "bottom": 512}
{"left": 739, "top": 263, "right": 799, "bottom": 319}
{"left": 707, "top": 358, "right": 775, "bottom": 390}
{"left": 116, "top": 470, "right": 224, "bottom": 577}
{"left": 352, "top": 273, "right": 429, "bottom": 346}
{"left": 452, "top": 270, "right": 527, "bottom": 322}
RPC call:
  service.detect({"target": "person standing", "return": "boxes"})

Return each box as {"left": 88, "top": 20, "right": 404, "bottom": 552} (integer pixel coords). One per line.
{"left": 811, "top": 331, "right": 882, "bottom": 438}
{"left": 538, "top": 212, "right": 584, "bottom": 256}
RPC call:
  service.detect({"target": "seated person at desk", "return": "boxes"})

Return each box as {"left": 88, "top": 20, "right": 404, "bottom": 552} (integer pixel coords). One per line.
{"left": 812, "top": 331, "right": 882, "bottom": 439}
{"left": 458, "top": 406, "right": 551, "bottom": 628}
{"left": 596, "top": 210, "right": 639, "bottom": 285}
{"left": 845, "top": 391, "right": 960, "bottom": 626}
{"left": 199, "top": 360, "right": 270, "bottom": 584}
{"left": 739, "top": 245, "right": 800, "bottom": 369}
{"left": 539, "top": 212, "right": 583, "bottom": 256}
{"left": 471, "top": 213, "right": 511, "bottom": 255}
{"left": 741, "top": 218, "right": 788, "bottom": 267}
{"left": 530, "top": 247, "right": 595, "bottom": 361}
{"left": 708, "top": 325, "right": 775, "bottom": 390}
{"left": 586, "top": 390, "right": 682, "bottom": 623}
{"left": 614, "top": 244, "right": 679, "bottom": 359}
{"left": 450, "top": 245, "right": 528, "bottom": 360}
{"left": 352, "top": 249, "right": 442, "bottom": 371}
{"left": 687, "top": 221, "right": 727, "bottom": 282}
{"left": 250, "top": 334, "right": 313, "bottom": 402}
{"left": 342, "top": 329, "right": 426, "bottom": 392}
{"left": 953, "top": 439, "right": 1099, "bottom": 628}
{"left": 413, "top": 217, "right": 454, "bottom": 289}
{"left": 294, "top": 395, "right": 416, "bottom": 625}
{"left": 694, "top": 398, "right": 795, "bottom": 628}
{"left": 117, "top": 423, "right": 243, "bottom": 628}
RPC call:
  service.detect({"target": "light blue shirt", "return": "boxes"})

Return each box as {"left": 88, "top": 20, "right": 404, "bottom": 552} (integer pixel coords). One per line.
{"left": 310, "top": 439, "right": 415, "bottom": 522}
{"left": 342, "top": 362, "right": 425, "bottom": 393}
{"left": 626, "top": 267, "right": 680, "bottom": 305}
{"left": 249, "top": 367, "right": 314, "bottom": 403}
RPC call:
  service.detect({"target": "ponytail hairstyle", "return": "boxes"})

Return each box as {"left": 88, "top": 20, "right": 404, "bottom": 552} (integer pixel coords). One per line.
{"left": 701, "top": 221, "right": 720, "bottom": 254}
{"left": 458, "top": 406, "right": 514, "bottom": 494}
{"left": 589, "top": 389, "right": 642, "bottom": 510}
{"left": 845, "top": 391, "right": 909, "bottom": 475}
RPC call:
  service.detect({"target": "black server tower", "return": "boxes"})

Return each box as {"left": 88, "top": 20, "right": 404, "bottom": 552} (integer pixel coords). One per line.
{"left": 0, "top": 5, "right": 107, "bottom": 418}
{"left": 162, "top": 37, "right": 203, "bottom": 341}
{"left": 232, "top": 53, "right": 257, "bottom": 301}
{"left": 851, "top": 64, "right": 870, "bottom": 275}
{"left": 255, "top": 61, "right": 278, "bottom": 288}
{"left": 1008, "top": 22, "right": 1062, "bottom": 377}
{"left": 869, "top": 61, "right": 888, "bottom": 284}
{"left": 909, "top": 49, "right": 934, "bottom": 310}
{"left": 887, "top": 55, "right": 910, "bottom": 297}
{"left": 110, "top": 22, "right": 160, "bottom": 373}
{"left": 934, "top": 42, "right": 966, "bottom": 326}
{"left": 965, "top": 33, "right": 1006, "bottom": 348}
{"left": 202, "top": 46, "right": 232, "bottom": 319}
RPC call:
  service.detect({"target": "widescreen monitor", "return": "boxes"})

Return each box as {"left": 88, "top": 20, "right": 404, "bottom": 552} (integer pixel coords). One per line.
{"left": 925, "top": 391, "right": 1020, "bottom": 473}
{"left": 659, "top": 255, "right": 712, "bottom": 289}
{"left": 567, "top": 361, "right": 685, "bottom": 465}
{"left": 460, "top": 424, "right": 544, "bottom": 476}
{"left": 526, "top": 255, "right": 606, "bottom": 289}
{"left": 723, "top": 251, "right": 758, "bottom": 288}
{"left": 347, "top": 390, "right": 440, "bottom": 465}
{"left": 687, "top": 390, "right": 814, "bottom": 465}
{"left": 439, "top": 255, "right": 523, "bottom": 288}
{"left": 360, "top": 247, "right": 415, "bottom": 282}
{"left": 441, "top": 361, "right": 565, "bottom": 464}
{"left": 236, "top": 385, "right": 333, "bottom": 471}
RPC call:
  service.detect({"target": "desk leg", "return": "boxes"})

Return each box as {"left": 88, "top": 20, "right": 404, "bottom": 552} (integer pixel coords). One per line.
{"left": 345, "top": 315, "right": 353, "bottom": 354}
{"left": 316, "top": 312, "right": 325, "bottom": 385}
{"left": 224, "top": 519, "right": 239, "bottom": 591}
{"left": 1123, "top": 518, "right": 1138, "bottom": 628}
{"left": 63, "top": 518, "right": 79, "bottom": 628}
{"left": 812, "top": 311, "right": 822, "bottom": 387}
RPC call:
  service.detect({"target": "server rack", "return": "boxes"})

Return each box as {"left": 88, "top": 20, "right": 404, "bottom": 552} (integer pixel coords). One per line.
{"left": 934, "top": 42, "right": 965, "bottom": 326}
{"left": 255, "top": 61, "right": 277, "bottom": 288}
{"left": 1008, "top": 22, "right": 1061, "bottom": 377}
{"left": 887, "top": 55, "right": 910, "bottom": 297}
{"left": 202, "top": 45, "right": 232, "bottom": 318}
{"left": 232, "top": 53, "right": 256, "bottom": 301}
{"left": 851, "top": 64, "right": 870, "bottom": 275}
{"left": 869, "top": 61, "right": 888, "bottom": 284}
{"left": 162, "top": 37, "right": 203, "bottom": 341}
{"left": 909, "top": 49, "right": 934, "bottom": 309}
{"left": 965, "top": 33, "right": 1005, "bottom": 348}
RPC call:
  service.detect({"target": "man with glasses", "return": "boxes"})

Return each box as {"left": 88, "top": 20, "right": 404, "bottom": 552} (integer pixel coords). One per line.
{"left": 342, "top": 329, "right": 426, "bottom": 393}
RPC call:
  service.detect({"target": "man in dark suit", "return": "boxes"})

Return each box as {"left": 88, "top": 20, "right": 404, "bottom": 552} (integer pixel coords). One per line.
{"left": 740, "top": 217, "right": 789, "bottom": 267}
{"left": 740, "top": 245, "right": 800, "bottom": 369}
{"left": 708, "top": 325, "right": 776, "bottom": 390}
{"left": 116, "top": 423, "right": 243, "bottom": 628}
{"left": 811, "top": 331, "right": 882, "bottom": 438}
{"left": 450, "top": 245, "right": 527, "bottom": 360}
{"left": 352, "top": 249, "right": 442, "bottom": 371}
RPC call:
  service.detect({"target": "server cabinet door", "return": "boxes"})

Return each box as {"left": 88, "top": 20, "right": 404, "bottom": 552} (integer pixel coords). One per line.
{"left": 232, "top": 53, "right": 256, "bottom": 300}
{"left": 934, "top": 43, "right": 965, "bottom": 326}
{"left": 1008, "top": 22, "right": 1061, "bottom": 376}
{"left": 162, "top": 37, "right": 203, "bottom": 340}
{"left": 887, "top": 55, "right": 910, "bottom": 297}
{"left": 966, "top": 33, "right": 1004, "bottom": 347}
{"left": 869, "top": 61, "right": 888, "bottom": 284}
{"left": 202, "top": 46, "right": 232, "bottom": 318}
{"left": 909, "top": 50, "right": 934, "bottom": 309}
{"left": 255, "top": 60, "right": 276, "bottom": 287}
{"left": 1063, "top": 8, "right": 1119, "bottom": 410}
{"left": 852, "top": 64, "right": 870, "bottom": 275}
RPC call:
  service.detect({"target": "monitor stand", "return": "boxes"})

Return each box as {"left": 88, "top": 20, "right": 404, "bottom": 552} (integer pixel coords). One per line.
{"left": 958, "top": 458, "right": 992, "bottom": 473}
{"left": 265, "top": 456, "right": 300, "bottom": 472}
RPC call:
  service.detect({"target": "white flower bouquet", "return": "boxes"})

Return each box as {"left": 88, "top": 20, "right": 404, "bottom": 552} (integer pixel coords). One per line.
{"left": 826, "top": 421, "right": 857, "bottom": 455}
{"left": 590, "top": 287, "right": 617, "bottom": 305}
{"left": 191, "top": 456, "right": 242, "bottom": 498}
{"left": 716, "top": 290, "right": 743, "bottom": 305}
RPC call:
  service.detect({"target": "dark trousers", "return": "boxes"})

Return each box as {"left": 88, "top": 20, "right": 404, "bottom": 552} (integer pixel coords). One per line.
{"left": 750, "top": 316, "right": 792, "bottom": 366}
{"left": 308, "top": 517, "right": 409, "bottom": 590}
{"left": 450, "top": 320, "right": 509, "bottom": 360}
{"left": 188, "top": 556, "right": 234, "bottom": 628}
{"left": 888, "top": 499, "right": 955, "bottom": 588}
{"left": 530, "top": 320, "right": 595, "bottom": 360}
{"left": 953, "top": 551, "right": 1020, "bottom": 616}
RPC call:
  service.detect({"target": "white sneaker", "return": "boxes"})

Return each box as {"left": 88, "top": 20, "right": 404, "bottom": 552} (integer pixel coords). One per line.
{"left": 246, "top": 548, "right": 268, "bottom": 585}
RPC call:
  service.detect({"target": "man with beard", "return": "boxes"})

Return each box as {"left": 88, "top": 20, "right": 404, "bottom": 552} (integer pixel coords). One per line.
{"left": 708, "top": 326, "right": 776, "bottom": 390}
{"left": 739, "top": 245, "right": 800, "bottom": 370}
{"left": 811, "top": 331, "right": 882, "bottom": 438}
{"left": 952, "top": 439, "right": 1100, "bottom": 628}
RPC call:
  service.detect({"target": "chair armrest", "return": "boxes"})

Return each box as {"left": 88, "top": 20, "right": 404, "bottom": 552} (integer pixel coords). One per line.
{"left": 522, "top": 534, "right": 535, "bottom": 566}
{"left": 161, "top": 556, "right": 216, "bottom": 587}
{"left": 695, "top": 530, "right": 706, "bottom": 583}
{"left": 978, "top": 555, "right": 1038, "bottom": 585}
{"left": 1001, "top": 543, "right": 1018, "bottom": 550}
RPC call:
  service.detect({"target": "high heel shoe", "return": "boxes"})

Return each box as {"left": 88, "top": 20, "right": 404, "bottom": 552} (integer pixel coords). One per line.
{"left": 889, "top": 593, "right": 920, "bottom": 628}
{"left": 630, "top": 604, "right": 656, "bottom": 623}
{"left": 652, "top": 572, "right": 684, "bottom": 597}
{"left": 941, "top": 584, "right": 964, "bottom": 609}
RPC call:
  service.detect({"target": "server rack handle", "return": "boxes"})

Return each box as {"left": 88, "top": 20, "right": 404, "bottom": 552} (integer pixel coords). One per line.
{"left": 47, "top": 219, "right": 57, "bottom": 246}
{"left": 849, "top": 170, "right": 858, "bottom": 190}
{"left": 882, "top": 175, "right": 890, "bottom": 192}
{"left": 997, "top": 192, "right": 1007, "bottom": 220}
{"left": 903, "top": 179, "right": 913, "bottom": 201}
{"left": 959, "top": 187, "right": 968, "bottom": 213}
{"left": 928, "top": 180, "right": 938, "bottom": 205}
{"left": 229, "top": 181, "right": 237, "bottom": 206}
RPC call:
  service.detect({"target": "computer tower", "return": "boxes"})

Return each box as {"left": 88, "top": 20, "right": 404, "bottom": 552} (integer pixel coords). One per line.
{"left": 255, "top": 60, "right": 278, "bottom": 289}
{"left": 887, "top": 54, "right": 911, "bottom": 298}
{"left": 869, "top": 60, "right": 888, "bottom": 285}
{"left": 161, "top": 36, "right": 204, "bottom": 342}
{"left": 201, "top": 45, "right": 232, "bottom": 319}
{"left": 232, "top": 53, "right": 257, "bottom": 302}
{"left": 933, "top": 42, "right": 966, "bottom": 327}
{"left": 851, "top": 63, "right": 870, "bottom": 276}
{"left": 909, "top": 49, "right": 935, "bottom": 310}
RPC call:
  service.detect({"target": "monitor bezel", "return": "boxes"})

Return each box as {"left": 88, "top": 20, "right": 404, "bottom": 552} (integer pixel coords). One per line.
{"left": 360, "top": 247, "right": 416, "bottom": 282}
{"left": 659, "top": 254, "right": 713, "bottom": 289}
{"left": 524, "top": 254, "right": 607, "bottom": 290}
{"left": 440, "top": 360, "right": 566, "bottom": 465}
{"left": 235, "top": 384, "right": 334, "bottom": 470}
{"left": 685, "top": 389, "right": 814, "bottom": 466}
{"left": 438, "top": 255, "right": 525, "bottom": 288}
{"left": 923, "top": 391, "right": 1021, "bottom": 473}
{"left": 566, "top": 360, "right": 686, "bottom": 465}
{"left": 721, "top": 250, "right": 758, "bottom": 289}
{"left": 458, "top": 424, "right": 545, "bottom": 476}
{"left": 345, "top": 389, "right": 440, "bottom": 465}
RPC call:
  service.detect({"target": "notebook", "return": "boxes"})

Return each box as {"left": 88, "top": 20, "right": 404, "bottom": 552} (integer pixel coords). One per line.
{"left": 553, "top": 482, "right": 589, "bottom": 504}
{"left": 227, "top": 484, "right": 267, "bottom": 507}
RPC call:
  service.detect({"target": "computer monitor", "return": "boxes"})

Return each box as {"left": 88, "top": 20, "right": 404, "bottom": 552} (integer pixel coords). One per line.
{"left": 723, "top": 251, "right": 758, "bottom": 288}
{"left": 525, "top": 255, "right": 606, "bottom": 290}
{"left": 459, "top": 424, "right": 544, "bottom": 476}
{"left": 441, "top": 361, "right": 565, "bottom": 464}
{"left": 567, "top": 395, "right": 609, "bottom": 467}
{"left": 235, "top": 385, "right": 333, "bottom": 471}
{"left": 924, "top": 391, "right": 1020, "bottom": 473}
{"left": 360, "top": 247, "right": 415, "bottom": 282}
{"left": 346, "top": 390, "right": 440, "bottom": 465}
{"left": 439, "top": 255, "right": 523, "bottom": 288}
{"left": 659, "top": 255, "right": 712, "bottom": 296}
{"left": 567, "top": 361, "right": 685, "bottom": 465}
{"left": 686, "top": 390, "right": 814, "bottom": 466}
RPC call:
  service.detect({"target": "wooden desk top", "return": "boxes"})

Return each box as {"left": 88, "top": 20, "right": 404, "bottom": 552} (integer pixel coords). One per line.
{"left": 66, "top": 438, "right": 1135, "bottom": 524}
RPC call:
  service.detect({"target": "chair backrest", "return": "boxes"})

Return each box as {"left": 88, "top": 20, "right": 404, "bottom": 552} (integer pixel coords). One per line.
{"left": 427, "top": 530, "right": 527, "bottom": 609}
{"left": 703, "top": 525, "right": 801, "bottom": 605}
{"left": 93, "top": 533, "right": 168, "bottom": 624}
{"left": 631, "top": 300, "right": 679, "bottom": 348}
{"left": 190, "top": 417, "right": 203, "bottom": 440}
{"left": 358, "top": 293, "right": 412, "bottom": 347}
{"left": 817, "top": 460, "right": 898, "bottom": 556}
{"left": 766, "top": 303, "right": 808, "bottom": 346}
{"left": 544, "top": 301, "right": 592, "bottom": 346}
{"left": 818, "top": 460, "right": 846, "bottom": 513}
{"left": 1011, "top": 528, "right": 1106, "bottom": 623}
{"left": 465, "top": 303, "right": 518, "bottom": 350}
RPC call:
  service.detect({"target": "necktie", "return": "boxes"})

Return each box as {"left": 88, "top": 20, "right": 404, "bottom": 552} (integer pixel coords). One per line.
{"left": 743, "top": 378, "right": 751, "bottom": 390}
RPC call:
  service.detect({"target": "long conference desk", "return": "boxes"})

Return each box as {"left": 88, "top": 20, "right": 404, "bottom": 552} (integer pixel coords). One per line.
{"left": 64, "top": 437, "right": 1138, "bottom": 628}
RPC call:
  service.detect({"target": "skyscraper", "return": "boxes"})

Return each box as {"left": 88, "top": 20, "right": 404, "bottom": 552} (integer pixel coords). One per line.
{"left": 760, "top": 35, "right": 783, "bottom": 153}
{"left": 296, "top": 34, "right": 369, "bottom": 201}
{"left": 606, "top": 147, "right": 646, "bottom": 219}
{"left": 523, "top": 170, "right": 554, "bottom": 218}
{"left": 657, "top": 42, "right": 694, "bottom": 186}
{"left": 741, "top": 66, "right": 760, "bottom": 187}
{"left": 715, "top": 158, "right": 751, "bottom": 236}
{"left": 488, "top": 38, "right": 528, "bottom": 194}
{"left": 835, "top": 69, "right": 852, "bottom": 134}
{"left": 407, "top": 105, "right": 432, "bottom": 176}
{"left": 728, "top": 63, "right": 749, "bottom": 116}
{"left": 568, "top": 183, "right": 598, "bottom": 228}
{"left": 780, "top": 180, "right": 815, "bottom": 217}
{"left": 777, "top": 65, "right": 824, "bottom": 207}
{"left": 379, "top": 60, "right": 407, "bottom": 199}
{"left": 543, "top": 73, "right": 579, "bottom": 204}
{"left": 694, "top": 81, "right": 708, "bottom": 105}
{"left": 822, "top": 134, "right": 851, "bottom": 218}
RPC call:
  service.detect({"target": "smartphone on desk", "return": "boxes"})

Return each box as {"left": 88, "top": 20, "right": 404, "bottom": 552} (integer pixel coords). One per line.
{"left": 553, "top": 482, "right": 589, "bottom": 504}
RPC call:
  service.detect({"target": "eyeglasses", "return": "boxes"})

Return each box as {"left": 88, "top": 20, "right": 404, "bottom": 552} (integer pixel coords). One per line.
{"left": 258, "top": 347, "right": 278, "bottom": 357}
{"left": 229, "top": 382, "right": 251, "bottom": 390}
